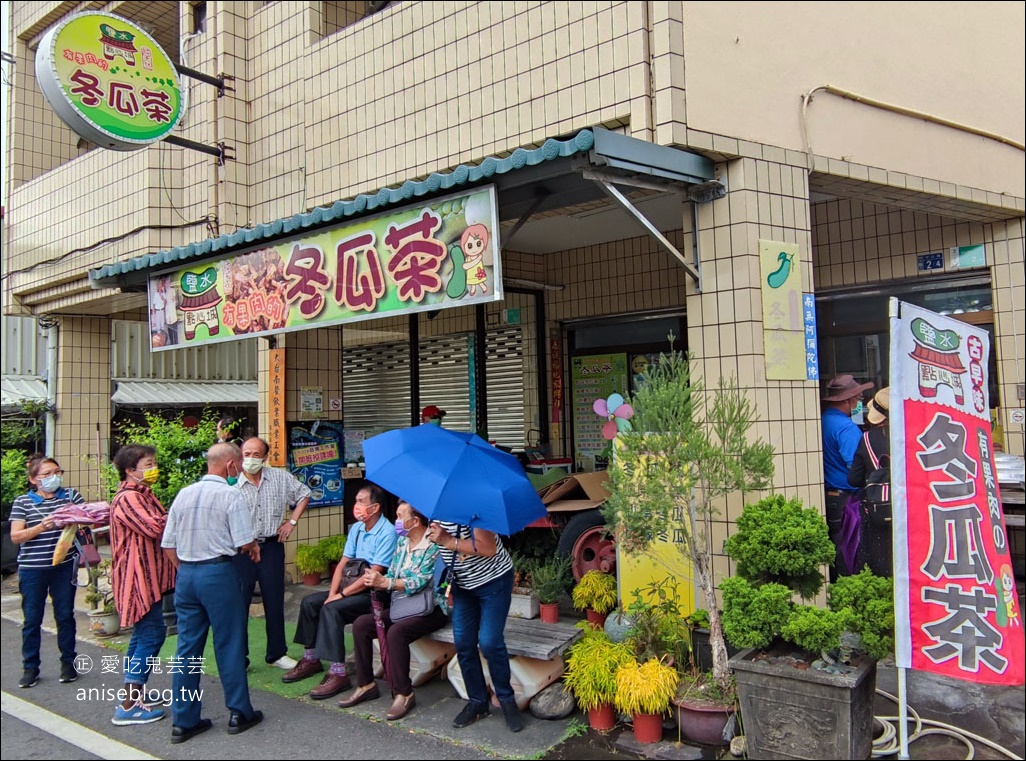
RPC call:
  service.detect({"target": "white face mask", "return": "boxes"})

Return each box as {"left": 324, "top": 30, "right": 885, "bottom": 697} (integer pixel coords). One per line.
{"left": 242, "top": 457, "right": 265, "bottom": 474}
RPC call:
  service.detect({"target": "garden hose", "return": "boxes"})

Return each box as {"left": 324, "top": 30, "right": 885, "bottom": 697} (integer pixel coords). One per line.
{"left": 871, "top": 688, "right": 1023, "bottom": 760}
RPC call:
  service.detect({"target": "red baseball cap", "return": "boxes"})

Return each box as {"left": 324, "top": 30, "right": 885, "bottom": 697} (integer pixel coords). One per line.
{"left": 421, "top": 405, "right": 447, "bottom": 419}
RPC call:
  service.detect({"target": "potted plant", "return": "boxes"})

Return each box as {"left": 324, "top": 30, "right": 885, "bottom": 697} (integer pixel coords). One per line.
{"left": 84, "top": 560, "right": 120, "bottom": 637}
{"left": 562, "top": 627, "right": 634, "bottom": 730}
{"left": 316, "top": 533, "right": 347, "bottom": 577}
{"left": 622, "top": 576, "right": 691, "bottom": 668}
{"left": 673, "top": 665, "right": 737, "bottom": 746}
{"left": 508, "top": 551, "right": 540, "bottom": 619}
{"left": 295, "top": 543, "right": 327, "bottom": 585}
{"left": 533, "top": 554, "right": 571, "bottom": 623}
{"left": 571, "top": 569, "right": 617, "bottom": 627}
{"left": 721, "top": 495, "right": 893, "bottom": 760}
{"left": 613, "top": 656, "right": 679, "bottom": 744}
{"left": 601, "top": 346, "right": 774, "bottom": 704}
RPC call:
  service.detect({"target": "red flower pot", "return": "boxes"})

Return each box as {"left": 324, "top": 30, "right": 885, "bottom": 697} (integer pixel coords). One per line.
{"left": 539, "top": 601, "right": 560, "bottom": 623}
{"left": 303, "top": 572, "right": 322, "bottom": 586}
{"left": 586, "top": 608, "right": 608, "bottom": 628}
{"left": 632, "top": 711, "right": 664, "bottom": 744}
{"left": 588, "top": 703, "right": 616, "bottom": 731}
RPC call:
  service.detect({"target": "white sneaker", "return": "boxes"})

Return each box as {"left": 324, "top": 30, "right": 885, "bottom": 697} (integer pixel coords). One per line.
{"left": 272, "top": 655, "right": 298, "bottom": 670}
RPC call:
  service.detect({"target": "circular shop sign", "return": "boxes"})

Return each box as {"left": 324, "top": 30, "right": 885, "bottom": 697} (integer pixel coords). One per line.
{"left": 35, "top": 11, "right": 185, "bottom": 151}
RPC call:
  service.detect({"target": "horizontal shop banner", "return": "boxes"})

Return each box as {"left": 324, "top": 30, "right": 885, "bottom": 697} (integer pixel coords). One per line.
{"left": 147, "top": 186, "right": 502, "bottom": 351}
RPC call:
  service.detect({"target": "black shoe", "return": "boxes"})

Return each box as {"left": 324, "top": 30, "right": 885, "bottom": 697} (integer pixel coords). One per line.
{"left": 59, "top": 663, "right": 78, "bottom": 683}
{"left": 452, "top": 701, "right": 490, "bottom": 729}
{"left": 19, "top": 669, "right": 39, "bottom": 688}
{"left": 500, "top": 700, "right": 525, "bottom": 733}
{"left": 227, "top": 710, "right": 264, "bottom": 735}
{"left": 171, "top": 718, "right": 213, "bottom": 744}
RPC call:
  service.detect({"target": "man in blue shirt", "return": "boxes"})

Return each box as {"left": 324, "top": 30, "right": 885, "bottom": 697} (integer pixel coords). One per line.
{"left": 281, "top": 483, "right": 397, "bottom": 700}
{"left": 821, "top": 374, "right": 873, "bottom": 581}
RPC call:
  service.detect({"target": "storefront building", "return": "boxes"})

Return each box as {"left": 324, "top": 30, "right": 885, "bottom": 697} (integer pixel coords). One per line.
{"left": 3, "top": 2, "right": 1023, "bottom": 579}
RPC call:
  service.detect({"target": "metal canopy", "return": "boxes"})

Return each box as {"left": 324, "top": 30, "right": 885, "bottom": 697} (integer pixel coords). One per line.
{"left": 89, "top": 127, "right": 721, "bottom": 291}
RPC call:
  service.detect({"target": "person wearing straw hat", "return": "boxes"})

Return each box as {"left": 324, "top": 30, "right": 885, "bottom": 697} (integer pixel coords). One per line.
{"left": 821, "top": 374, "right": 874, "bottom": 581}
{"left": 849, "top": 388, "right": 892, "bottom": 577}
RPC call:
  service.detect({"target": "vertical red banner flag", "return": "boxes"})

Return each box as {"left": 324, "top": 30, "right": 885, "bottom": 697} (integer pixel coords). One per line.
{"left": 890, "top": 299, "right": 1024, "bottom": 685}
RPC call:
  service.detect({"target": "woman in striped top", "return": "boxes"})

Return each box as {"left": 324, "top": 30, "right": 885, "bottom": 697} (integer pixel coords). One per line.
{"left": 10, "top": 456, "right": 85, "bottom": 688}
{"left": 108, "top": 444, "right": 177, "bottom": 726}
{"left": 426, "top": 520, "right": 524, "bottom": 733}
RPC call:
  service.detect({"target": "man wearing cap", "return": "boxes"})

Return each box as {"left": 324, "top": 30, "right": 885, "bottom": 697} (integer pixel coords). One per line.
{"left": 821, "top": 374, "right": 874, "bottom": 581}
{"left": 421, "top": 405, "right": 447, "bottom": 425}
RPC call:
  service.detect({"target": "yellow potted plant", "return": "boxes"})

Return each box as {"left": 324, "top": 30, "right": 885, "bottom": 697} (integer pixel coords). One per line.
{"left": 614, "top": 656, "right": 679, "bottom": 744}
{"left": 571, "top": 569, "right": 617, "bottom": 627}
{"left": 562, "top": 628, "right": 634, "bottom": 730}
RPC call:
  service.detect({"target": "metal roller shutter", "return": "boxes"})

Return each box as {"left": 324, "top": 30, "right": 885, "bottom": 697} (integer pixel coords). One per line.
{"left": 341, "top": 327, "right": 525, "bottom": 449}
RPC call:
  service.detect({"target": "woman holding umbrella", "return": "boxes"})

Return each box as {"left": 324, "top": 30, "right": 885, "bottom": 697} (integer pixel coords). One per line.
{"left": 426, "top": 520, "right": 524, "bottom": 733}
{"left": 339, "top": 501, "right": 448, "bottom": 721}
{"left": 9, "top": 455, "right": 85, "bottom": 688}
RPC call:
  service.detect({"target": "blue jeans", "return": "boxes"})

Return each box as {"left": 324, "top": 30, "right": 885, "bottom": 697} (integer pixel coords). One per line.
{"left": 451, "top": 568, "right": 515, "bottom": 705}
{"left": 172, "top": 560, "right": 255, "bottom": 728}
{"left": 19, "top": 561, "right": 77, "bottom": 672}
{"left": 124, "top": 600, "right": 166, "bottom": 686}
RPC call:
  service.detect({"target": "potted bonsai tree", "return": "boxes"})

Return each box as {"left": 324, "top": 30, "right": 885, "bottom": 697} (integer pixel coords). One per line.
{"left": 84, "top": 560, "right": 120, "bottom": 637}
{"left": 295, "top": 543, "right": 327, "bottom": 585}
{"left": 721, "top": 494, "right": 893, "bottom": 760}
{"left": 562, "top": 627, "right": 634, "bottom": 730}
{"left": 571, "top": 569, "right": 618, "bottom": 627}
{"left": 532, "top": 553, "right": 571, "bottom": 623}
{"left": 601, "top": 346, "right": 774, "bottom": 704}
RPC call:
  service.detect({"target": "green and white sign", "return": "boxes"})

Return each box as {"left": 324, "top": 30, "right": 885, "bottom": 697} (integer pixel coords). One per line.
{"left": 36, "top": 12, "right": 185, "bottom": 150}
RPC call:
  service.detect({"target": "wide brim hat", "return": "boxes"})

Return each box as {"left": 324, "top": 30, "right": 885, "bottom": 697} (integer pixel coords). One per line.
{"left": 867, "top": 387, "right": 890, "bottom": 425}
{"left": 822, "top": 374, "right": 874, "bottom": 402}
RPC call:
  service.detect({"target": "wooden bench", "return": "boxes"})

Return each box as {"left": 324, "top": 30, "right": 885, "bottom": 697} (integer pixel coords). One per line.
{"left": 424, "top": 616, "right": 583, "bottom": 660}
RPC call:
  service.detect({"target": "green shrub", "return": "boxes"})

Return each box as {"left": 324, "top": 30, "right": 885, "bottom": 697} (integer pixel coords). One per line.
{"left": 295, "top": 544, "right": 327, "bottom": 575}
{"left": 720, "top": 577, "right": 794, "bottom": 650}
{"left": 781, "top": 605, "right": 845, "bottom": 655}
{"left": 316, "top": 534, "right": 347, "bottom": 563}
{"left": 828, "top": 568, "right": 895, "bottom": 659}
{"left": 1, "top": 449, "right": 29, "bottom": 521}
{"left": 114, "top": 411, "right": 219, "bottom": 506}
{"left": 722, "top": 494, "right": 835, "bottom": 599}
{"left": 533, "top": 554, "right": 572, "bottom": 604}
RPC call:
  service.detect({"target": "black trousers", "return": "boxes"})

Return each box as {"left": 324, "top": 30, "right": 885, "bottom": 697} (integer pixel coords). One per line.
{"left": 294, "top": 589, "right": 371, "bottom": 664}
{"left": 233, "top": 539, "right": 286, "bottom": 663}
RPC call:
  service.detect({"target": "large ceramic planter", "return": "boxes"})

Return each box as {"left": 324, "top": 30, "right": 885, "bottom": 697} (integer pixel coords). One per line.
{"left": 631, "top": 711, "right": 664, "bottom": 744}
{"left": 673, "top": 696, "right": 735, "bottom": 746}
{"left": 729, "top": 646, "right": 877, "bottom": 760}
{"left": 587, "top": 703, "right": 616, "bottom": 731}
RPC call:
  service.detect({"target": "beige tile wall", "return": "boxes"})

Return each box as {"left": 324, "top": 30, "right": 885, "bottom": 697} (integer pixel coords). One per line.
{"left": 812, "top": 198, "right": 1025, "bottom": 456}
{"left": 53, "top": 316, "right": 112, "bottom": 502}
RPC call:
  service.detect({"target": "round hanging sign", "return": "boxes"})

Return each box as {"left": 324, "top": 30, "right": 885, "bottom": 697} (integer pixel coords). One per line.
{"left": 35, "top": 11, "right": 185, "bottom": 150}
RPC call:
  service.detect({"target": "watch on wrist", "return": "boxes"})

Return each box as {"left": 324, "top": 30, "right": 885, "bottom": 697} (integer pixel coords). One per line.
{"left": 289, "top": 519, "right": 298, "bottom": 526}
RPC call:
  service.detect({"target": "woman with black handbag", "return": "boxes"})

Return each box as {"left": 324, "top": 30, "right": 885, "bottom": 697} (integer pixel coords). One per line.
{"left": 340, "top": 502, "right": 447, "bottom": 721}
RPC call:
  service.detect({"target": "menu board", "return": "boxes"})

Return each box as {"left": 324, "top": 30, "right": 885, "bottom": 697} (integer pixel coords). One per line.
{"left": 571, "top": 353, "right": 628, "bottom": 467}
{"left": 287, "top": 421, "right": 345, "bottom": 508}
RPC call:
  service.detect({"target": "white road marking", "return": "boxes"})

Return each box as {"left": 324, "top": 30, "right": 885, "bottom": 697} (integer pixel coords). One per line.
{"left": 1, "top": 691, "right": 161, "bottom": 760}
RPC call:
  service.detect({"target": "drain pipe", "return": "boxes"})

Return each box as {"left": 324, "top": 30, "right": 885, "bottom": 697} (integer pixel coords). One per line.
{"left": 42, "top": 318, "right": 58, "bottom": 457}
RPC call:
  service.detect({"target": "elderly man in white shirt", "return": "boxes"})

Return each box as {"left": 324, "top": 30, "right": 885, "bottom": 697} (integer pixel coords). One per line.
{"left": 233, "top": 436, "right": 311, "bottom": 670}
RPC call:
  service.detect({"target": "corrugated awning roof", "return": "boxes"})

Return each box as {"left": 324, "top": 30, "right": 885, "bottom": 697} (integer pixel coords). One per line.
{"left": 112, "top": 380, "right": 258, "bottom": 407}
{"left": 1, "top": 375, "right": 48, "bottom": 412}
{"left": 88, "top": 127, "right": 718, "bottom": 288}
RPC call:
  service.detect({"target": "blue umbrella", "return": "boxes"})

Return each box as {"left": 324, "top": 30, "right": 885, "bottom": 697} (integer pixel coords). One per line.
{"left": 362, "top": 424, "right": 547, "bottom": 535}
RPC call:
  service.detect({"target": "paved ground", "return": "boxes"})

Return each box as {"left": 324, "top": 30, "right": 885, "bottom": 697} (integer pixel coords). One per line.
{"left": 2, "top": 568, "right": 1023, "bottom": 761}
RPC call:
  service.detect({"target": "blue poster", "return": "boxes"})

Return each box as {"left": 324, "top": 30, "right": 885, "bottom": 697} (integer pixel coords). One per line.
{"left": 288, "top": 421, "right": 345, "bottom": 508}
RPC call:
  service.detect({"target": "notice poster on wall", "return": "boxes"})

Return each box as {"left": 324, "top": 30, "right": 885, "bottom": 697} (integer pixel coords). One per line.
{"left": 288, "top": 421, "right": 345, "bottom": 508}
{"left": 571, "top": 353, "right": 628, "bottom": 468}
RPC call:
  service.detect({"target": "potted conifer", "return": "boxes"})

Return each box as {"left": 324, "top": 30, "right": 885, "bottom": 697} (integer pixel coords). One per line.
{"left": 533, "top": 554, "right": 571, "bottom": 623}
